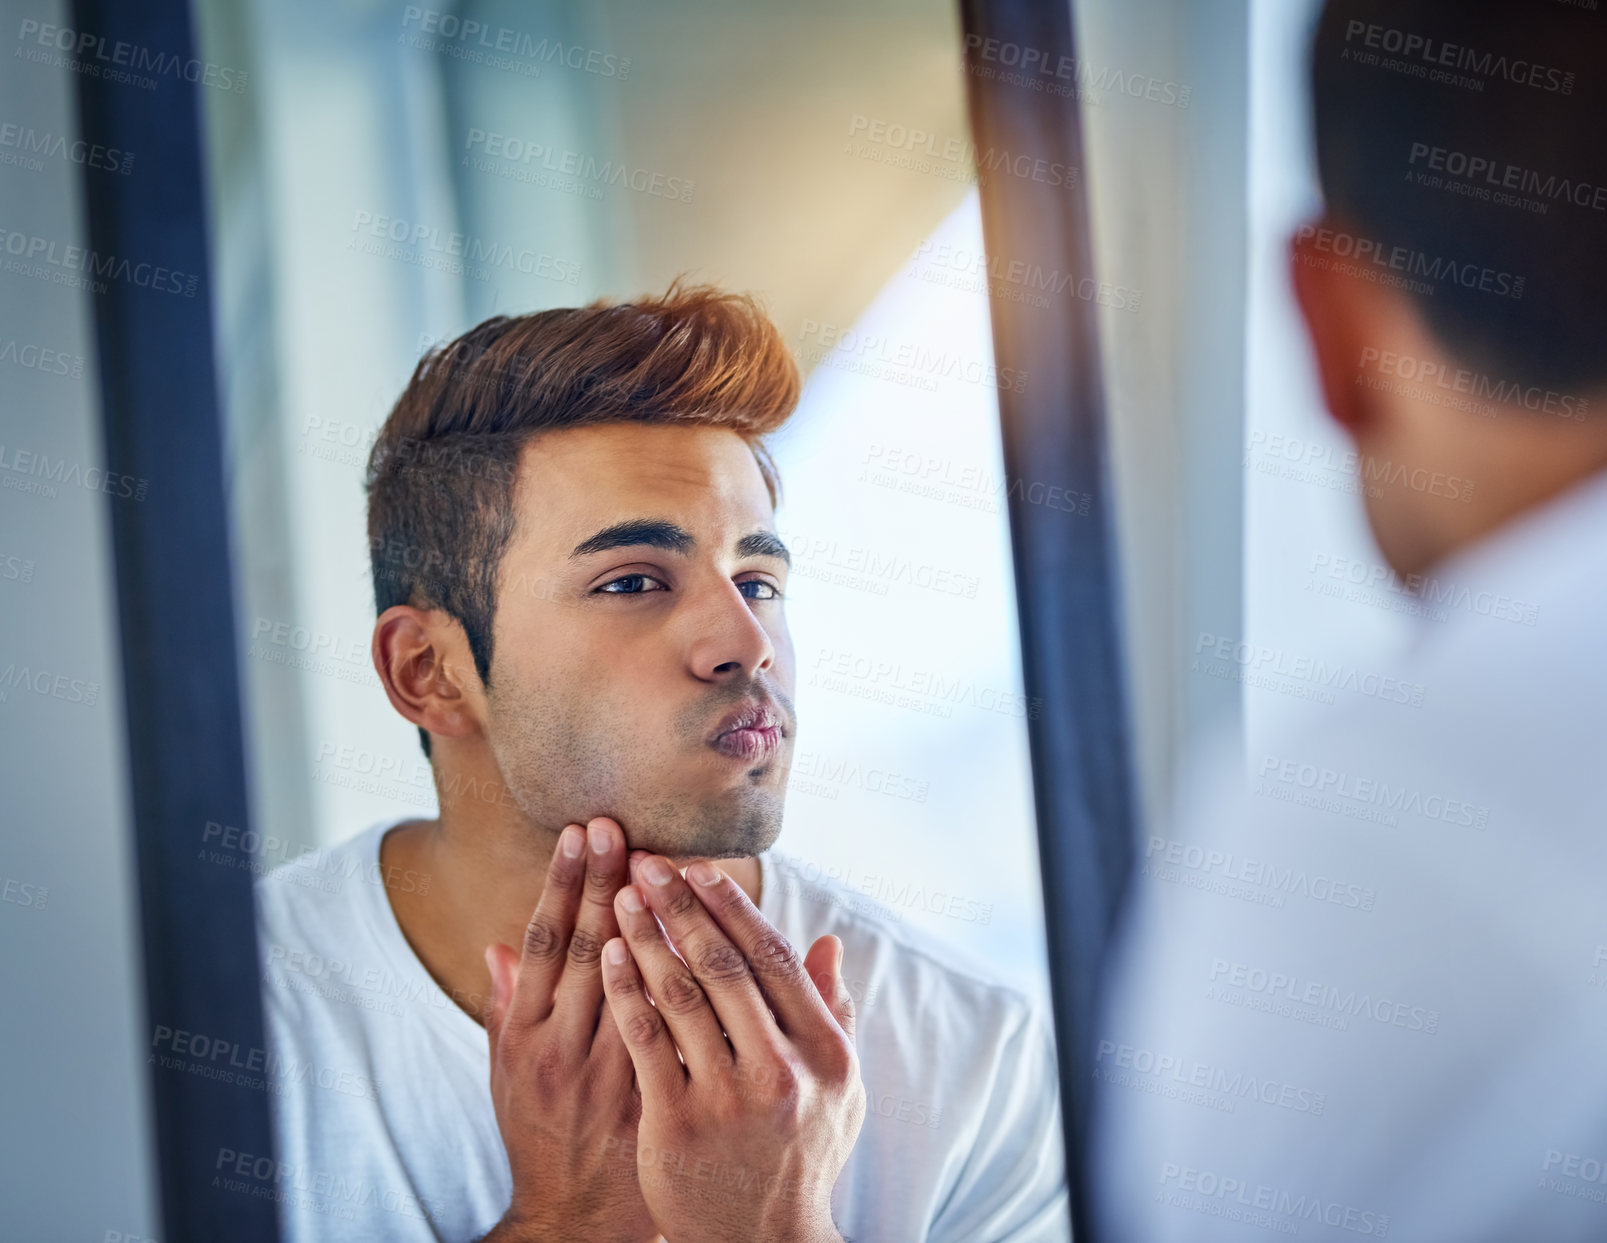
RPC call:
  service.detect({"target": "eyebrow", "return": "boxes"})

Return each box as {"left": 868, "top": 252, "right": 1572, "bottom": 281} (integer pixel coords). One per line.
{"left": 736, "top": 530, "right": 792, "bottom": 567}
{"left": 568, "top": 519, "right": 791, "bottom": 567}
{"left": 570, "top": 519, "right": 694, "bottom": 559}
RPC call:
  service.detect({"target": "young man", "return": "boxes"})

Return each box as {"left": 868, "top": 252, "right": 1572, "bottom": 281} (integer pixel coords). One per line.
{"left": 256, "top": 286, "right": 1068, "bottom": 1241}
{"left": 1097, "top": 2, "right": 1607, "bottom": 1240}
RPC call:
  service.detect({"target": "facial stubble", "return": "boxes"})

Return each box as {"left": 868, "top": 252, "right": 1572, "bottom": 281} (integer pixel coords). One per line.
{"left": 485, "top": 668, "right": 794, "bottom": 860}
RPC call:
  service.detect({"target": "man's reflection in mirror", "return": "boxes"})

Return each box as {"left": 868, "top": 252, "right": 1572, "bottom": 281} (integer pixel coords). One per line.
{"left": 256, "top": 284, "right": 1068, "bottom": 1242}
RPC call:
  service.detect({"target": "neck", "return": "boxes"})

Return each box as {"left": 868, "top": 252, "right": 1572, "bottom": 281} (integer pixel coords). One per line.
{"left": 379, "top": 752, "right": 763, "bottom": 1026}
{"left": 1371, "top": 416, "right": 1607, "bottom": 578}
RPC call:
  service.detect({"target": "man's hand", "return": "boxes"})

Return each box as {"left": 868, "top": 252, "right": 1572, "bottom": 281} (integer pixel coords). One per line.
{"left": 479, "top": 818, "right": 661, "bottom": 1243}
{"left": 601, "top": 855, "right": 866, "bottom": 1243}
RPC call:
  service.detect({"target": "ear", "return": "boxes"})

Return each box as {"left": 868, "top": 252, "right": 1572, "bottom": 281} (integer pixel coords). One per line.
{"left": 1288, "top": 221, "right": 1384, "bottom": 437}
{"left": 371, "top": 605, "right": 482, "bottom": 745}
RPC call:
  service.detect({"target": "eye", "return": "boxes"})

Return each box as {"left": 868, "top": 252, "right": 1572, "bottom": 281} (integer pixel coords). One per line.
{"left": 738, "top": 578, "right": 781, "bottom": 601}
{"left": 596, "top": 573, "right": 668, "bottom": 595}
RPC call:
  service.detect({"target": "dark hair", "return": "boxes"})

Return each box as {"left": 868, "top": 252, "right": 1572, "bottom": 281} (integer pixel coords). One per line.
{"left": 1311, "top": 0, "right": 1607, "bottom": 392}
{"left": 365, "top": 282, "right": 800, "bottom": 756}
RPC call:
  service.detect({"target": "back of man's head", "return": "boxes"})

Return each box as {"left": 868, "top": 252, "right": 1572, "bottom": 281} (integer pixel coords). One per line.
{"left": 1311, "top": 0, "right": 1607, "bottom": 393}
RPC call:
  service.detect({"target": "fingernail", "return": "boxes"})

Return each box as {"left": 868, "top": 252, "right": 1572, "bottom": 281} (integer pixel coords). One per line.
{"left": 483, "top": 947, "right": 501, "bottom": 1004}
{"left": 642, "top": 857, "right": 674, "bottom": 887}
{"left": 560, "top": 826, "right": 585, "bottom": 859}
{"left": 605, "top": 939, "right": 629, "bottom": 966}
{"left": 687, "top": 860, "right": 722, "bottom": 887}
{"left": 588, "top": 823, "right": 610, "bottom": 855}
{"left": 619, "top": 886, "right": 645, "bottom": 913}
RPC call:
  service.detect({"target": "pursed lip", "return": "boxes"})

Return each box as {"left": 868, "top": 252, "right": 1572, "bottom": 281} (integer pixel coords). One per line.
{"left": 709, "top": 700, "right": 785, "bottom": 762}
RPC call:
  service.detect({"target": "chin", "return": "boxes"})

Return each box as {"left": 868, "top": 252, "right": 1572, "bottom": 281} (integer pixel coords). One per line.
{"left": 631, "top": 787, "right": 786, "bottom": 860}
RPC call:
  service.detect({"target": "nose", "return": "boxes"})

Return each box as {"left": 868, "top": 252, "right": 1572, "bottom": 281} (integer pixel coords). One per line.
{"left": 685, "top": 580, "right": 776, "bottom": 682}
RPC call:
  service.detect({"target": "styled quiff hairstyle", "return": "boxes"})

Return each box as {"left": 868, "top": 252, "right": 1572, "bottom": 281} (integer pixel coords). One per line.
{"left": 365, "top": 282, "right": 801, "bottom": 756}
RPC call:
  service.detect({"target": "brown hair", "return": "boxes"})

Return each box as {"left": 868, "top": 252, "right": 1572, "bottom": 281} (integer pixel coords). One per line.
{"left": 365, "top": 282, "right": 800, "bottom": 756}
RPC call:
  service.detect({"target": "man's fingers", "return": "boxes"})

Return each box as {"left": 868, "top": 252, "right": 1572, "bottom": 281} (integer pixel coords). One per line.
{"left": 635, "top": 856, "right": 777, "bottom": 1051}
{"left": 680, "top": 858, "right": 841, "bottom": 1043}
{"left": 483, "top": 942, "right": 518, "bottom": 1044}
{"left": 804, "top": 935, "right": 856, "bottom": 1043}
{"left": 590, "top": 989, "right": 637, "bottom": 1084}
{"left": 550, "top": 818, "right": 630, "bottom": 1043}
{"left": 614, "top": 881, "right": 734, "bottom": 1078}
{"left": 505, "top": 823, "right": 588, "bottom": 1028}
{"left": 600, "top": 935, "right": 687, "bottom": 1101}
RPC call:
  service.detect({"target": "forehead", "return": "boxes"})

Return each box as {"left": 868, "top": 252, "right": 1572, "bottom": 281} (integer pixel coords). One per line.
{"left": 511, "top": 422, "right": 775, "bottom": 553}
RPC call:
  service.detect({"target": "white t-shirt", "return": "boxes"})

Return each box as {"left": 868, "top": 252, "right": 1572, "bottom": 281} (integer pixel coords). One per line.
{"left": 1095, "top": 468, "right": 1607, "bottom": 1242}
{"left": 254, "top": 821, "right": 1069, "bottom": 1242}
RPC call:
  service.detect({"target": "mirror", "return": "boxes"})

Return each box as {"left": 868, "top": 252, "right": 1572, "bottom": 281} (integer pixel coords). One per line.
{"left": 194, "top": 1, "right": 1068, "bottom": 1238}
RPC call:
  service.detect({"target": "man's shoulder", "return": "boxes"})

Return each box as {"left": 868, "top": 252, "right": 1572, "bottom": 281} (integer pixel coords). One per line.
{"left": 254, "top": 821, "right": 398, "bottom": 928}
{"left": 252, "top": 822, "right": 416, "bottom": 1015}
{"left": 761, "top": 853, "right": 1069, "bottom": 1237}
{"left": 761, "top": 850, "right": 1047, "bottom": 1045}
